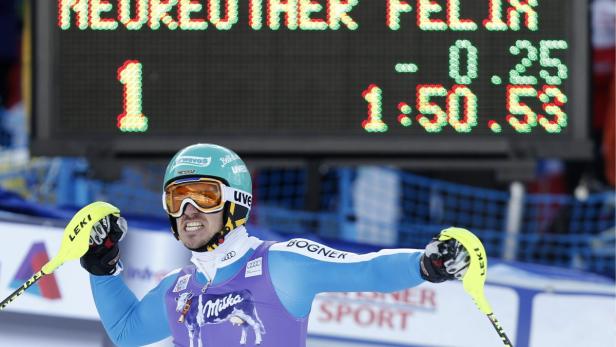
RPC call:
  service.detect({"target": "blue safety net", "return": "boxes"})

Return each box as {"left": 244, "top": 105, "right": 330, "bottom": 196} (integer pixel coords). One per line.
{"left": 1, "top": 157, "right": 613, "bottom": 277}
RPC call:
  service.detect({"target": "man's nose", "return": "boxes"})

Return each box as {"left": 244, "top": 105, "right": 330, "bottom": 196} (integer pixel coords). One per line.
{"left": 183, "top": 202, "right": 199, "bottom": 216}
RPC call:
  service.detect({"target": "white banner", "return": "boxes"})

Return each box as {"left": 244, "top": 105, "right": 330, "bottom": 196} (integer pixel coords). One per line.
{"left": 122, "top": 227, "right": 190, "bottom": 298}
{"left": 0, "top": 221, "right": 98, "bottom": 319}
{"left": 309, "top": 282, "right": 518, "bottom": 347}
{"left": 1, "top": 220, "right": 614, "bottom": 347}
{"left": 0, "top": 220, "right": 189, "bottom": 319}
{"left": 530, "top": 294, "right": 616, "bottom": 347}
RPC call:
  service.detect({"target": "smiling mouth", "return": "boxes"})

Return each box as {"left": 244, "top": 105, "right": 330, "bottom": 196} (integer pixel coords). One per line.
{"left": 184, "top": 221, "right": 205, "bottom": 232}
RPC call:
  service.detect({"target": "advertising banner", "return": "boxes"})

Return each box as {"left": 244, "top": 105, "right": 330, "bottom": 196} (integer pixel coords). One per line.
{"left": 0, "top": 221, "right": 98, "bottom": 319}
{"left": 1, "top": 220, "right": 614, "bottom": 347}
{"left": 309, "top": 282, "right": 518, "bottom": 347}
{"left": 0, "top": 221, "right": 190, "bottom": 319}
{"left": 530, "top": 293, "right": 615, "bottom": 346}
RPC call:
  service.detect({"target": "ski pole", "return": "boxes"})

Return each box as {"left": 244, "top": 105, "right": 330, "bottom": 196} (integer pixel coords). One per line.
{"left": 0, "top": 201, "right": 119, "bottom": 311}
{"left": 439, "top": 227, "right": 514, "bottom": 347}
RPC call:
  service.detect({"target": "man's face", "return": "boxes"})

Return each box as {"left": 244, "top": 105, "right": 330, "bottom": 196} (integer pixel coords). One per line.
{"left": 177, "top": 203, "right": 224, "bottom": 250}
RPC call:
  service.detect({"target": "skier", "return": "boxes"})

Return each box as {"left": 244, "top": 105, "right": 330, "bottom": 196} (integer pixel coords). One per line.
{"left": 81, "top": 143, "right": 471, "bottom": 347}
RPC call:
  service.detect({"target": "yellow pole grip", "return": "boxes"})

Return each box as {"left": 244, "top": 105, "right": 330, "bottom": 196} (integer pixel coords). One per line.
{"left": 439, "top": 227, "right": 493, "bottom": 314}
{"left": 42, "top": 201, "right": 120, "bottom": 274}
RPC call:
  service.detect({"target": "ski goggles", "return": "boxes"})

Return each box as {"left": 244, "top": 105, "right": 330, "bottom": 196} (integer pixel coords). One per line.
{"left": 163, "top": 177, "right": 252, "bottom": 218}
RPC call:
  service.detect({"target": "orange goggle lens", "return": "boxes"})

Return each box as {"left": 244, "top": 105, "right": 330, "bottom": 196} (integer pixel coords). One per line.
{"left": 164, "top": 180, "right": 224, "bottom": 216}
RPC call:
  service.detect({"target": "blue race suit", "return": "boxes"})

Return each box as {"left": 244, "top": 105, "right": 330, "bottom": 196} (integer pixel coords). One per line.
{"left": 90, "top": 227, "right": 425, "bottom": 346}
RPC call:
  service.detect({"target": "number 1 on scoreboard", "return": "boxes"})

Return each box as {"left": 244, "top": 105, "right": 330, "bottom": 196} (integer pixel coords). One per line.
{"left": 117, "top": 60, "right": 148, "bottom": 132}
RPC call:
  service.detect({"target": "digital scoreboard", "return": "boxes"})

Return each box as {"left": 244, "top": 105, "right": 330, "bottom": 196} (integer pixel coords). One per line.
{"left": 32, "top": 0, "right": 591, "bottom": 158}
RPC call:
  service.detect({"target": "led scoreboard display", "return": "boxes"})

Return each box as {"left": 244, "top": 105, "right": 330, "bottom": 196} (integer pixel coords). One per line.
{"left": 32, "top": 0, "right": 591, "bottom": 158}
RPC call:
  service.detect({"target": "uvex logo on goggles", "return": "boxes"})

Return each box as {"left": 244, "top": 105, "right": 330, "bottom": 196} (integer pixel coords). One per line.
{"left": 232, "top": 191, "right": 252, "bottom": 208}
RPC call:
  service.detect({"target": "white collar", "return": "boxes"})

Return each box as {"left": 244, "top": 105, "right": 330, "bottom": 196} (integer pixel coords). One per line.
{"left": 190, "top": 226, "right": 262, "bottom": 282}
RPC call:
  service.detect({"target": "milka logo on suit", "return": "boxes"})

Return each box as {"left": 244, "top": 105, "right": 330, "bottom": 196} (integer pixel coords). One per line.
{"left": 175, "top": 290, "right": 266, "bottom": 346}
{"left": 204, "top": 293, "right": 244, "bottom": 318}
